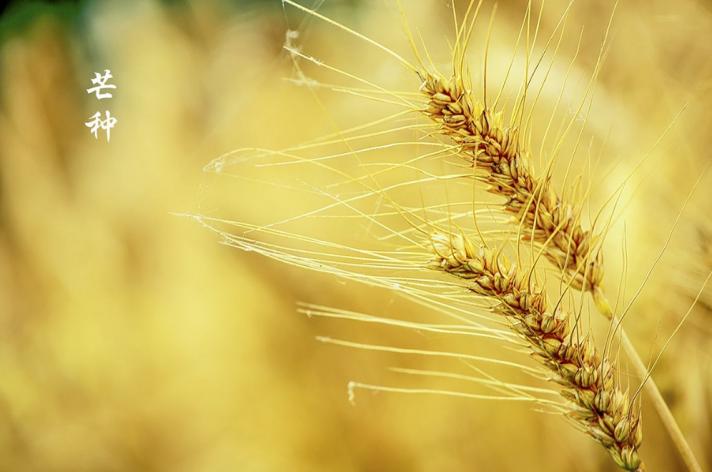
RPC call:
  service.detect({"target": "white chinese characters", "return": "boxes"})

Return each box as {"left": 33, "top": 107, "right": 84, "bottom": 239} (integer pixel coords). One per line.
{"left": 86, "top": 69, "right": 116, "bottom": 100}
{"left": 85, "top": 111, "right": 118, "bottom": 142}
{"left": 86, "top": 69, "right": 117, "bottom": 142}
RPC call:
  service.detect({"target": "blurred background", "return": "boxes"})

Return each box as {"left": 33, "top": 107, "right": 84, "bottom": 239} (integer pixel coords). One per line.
{"left": 0, "top": 0, "right": 711, "bottom": 471}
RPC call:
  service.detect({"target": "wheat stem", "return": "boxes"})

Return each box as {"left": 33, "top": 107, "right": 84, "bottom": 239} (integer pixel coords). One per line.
{"left": 594, "top": 290, "right": 703, "bottom": 472}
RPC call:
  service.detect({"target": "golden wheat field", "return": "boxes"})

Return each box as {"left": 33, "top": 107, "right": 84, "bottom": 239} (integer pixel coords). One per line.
{"left": 1, "top": 0, "right": 711, "bottom": 471}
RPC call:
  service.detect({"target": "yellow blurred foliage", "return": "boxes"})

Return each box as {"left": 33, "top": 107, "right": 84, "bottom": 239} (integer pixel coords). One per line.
{"left": 0, "top": 1, "right": 711, "bottom": 471}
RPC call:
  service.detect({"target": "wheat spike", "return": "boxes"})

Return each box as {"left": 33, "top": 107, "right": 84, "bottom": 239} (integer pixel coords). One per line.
{"left": 421, "top": 71, "right": 602, "bottom": 292}
{"left": 430, "top": 232, "right": 643, "bottom": 471}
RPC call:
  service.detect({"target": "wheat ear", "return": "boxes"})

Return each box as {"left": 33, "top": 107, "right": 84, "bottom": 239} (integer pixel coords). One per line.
{"left": 420, "top": 70, "right": 703, "bottom": 472}
{"left": 421, "top": 71, "right": 602, "bottom": 292}
{"left": 430, "top": 232, "right": 643, "bottom": 471}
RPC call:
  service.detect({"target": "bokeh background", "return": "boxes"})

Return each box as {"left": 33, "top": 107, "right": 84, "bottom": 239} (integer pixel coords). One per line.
{"left": 0, "top": 0, "right": 711, "bottom": 471}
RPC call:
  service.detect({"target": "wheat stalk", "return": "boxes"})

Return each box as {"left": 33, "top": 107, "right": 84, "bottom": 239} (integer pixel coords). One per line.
{"left": 430, "top": 231, "right": 643, "bottom": 471}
